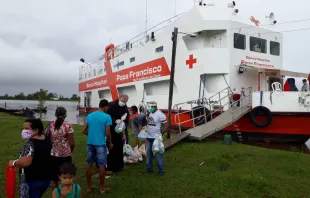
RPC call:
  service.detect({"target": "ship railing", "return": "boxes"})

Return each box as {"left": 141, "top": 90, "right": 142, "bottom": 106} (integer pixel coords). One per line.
{"left": 173, "top": 87, "right": 253, "bottom": 133}
{"left": 79, "top": 13, "right": 184, "bottom": 72}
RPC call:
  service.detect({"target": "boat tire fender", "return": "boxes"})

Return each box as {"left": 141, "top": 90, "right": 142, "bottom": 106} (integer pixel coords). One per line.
{"left": 250, "top": 106, "right": 272, "bottom": 128}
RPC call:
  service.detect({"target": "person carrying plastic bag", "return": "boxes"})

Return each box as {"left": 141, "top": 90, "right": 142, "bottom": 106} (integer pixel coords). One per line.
{"left": 130, "top": 105, "right": 148, "bottom": 147}
{"left": 145, "top": 101, "right": 169, "bottom": 176}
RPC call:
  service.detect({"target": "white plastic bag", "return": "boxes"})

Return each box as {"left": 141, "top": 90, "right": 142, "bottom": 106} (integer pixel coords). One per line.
{"left": 305, "top": 138, "right": 310, "bottom": 150}
{"left": 115, "top": 113, "right": 128, "bottom": 133}
{"left": 123, "top": 144, "right": 133, "bottom": 156}
{"left": 152, "top": 135, "right": 165, "bottom": 154}
{"left": 138, "top": 144, "right": 146, "bottom": 157}
{"left": 115, "top": 121, "right": 125, "bottom": 133}
{"left": 133, "top": 146, "right": 143, "bottom": 162}
{"left": 138, "top": 128, "right": 147, "bottom": 141}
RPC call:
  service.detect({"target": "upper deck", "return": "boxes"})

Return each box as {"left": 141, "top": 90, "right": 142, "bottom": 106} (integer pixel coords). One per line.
{"left": 78, "top": 2, "right": 283, "bottom": 83}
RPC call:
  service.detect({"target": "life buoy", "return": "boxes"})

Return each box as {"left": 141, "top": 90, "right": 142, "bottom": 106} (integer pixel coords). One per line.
{"left": 249, "top": 106, "right": 272, "bottom": 128}
{"left": 105, "top": 44, "right": 115, "bottom": 60}
{"left": 190, "top": 106, "right": 211, "bottom": 126}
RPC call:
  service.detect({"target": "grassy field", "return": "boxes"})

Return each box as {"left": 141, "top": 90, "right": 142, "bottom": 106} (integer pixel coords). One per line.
{"left": 1, "top": 113, "right": 310, "bottom": 198}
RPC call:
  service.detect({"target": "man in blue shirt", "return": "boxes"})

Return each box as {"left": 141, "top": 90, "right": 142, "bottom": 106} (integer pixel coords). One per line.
{"left": 82, "top": 99, "right": 112, "bottom": 193}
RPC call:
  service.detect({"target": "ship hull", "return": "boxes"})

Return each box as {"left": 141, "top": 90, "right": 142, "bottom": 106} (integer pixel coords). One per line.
{"left": 79, "top": 107, "right": 310, "bottom": 143}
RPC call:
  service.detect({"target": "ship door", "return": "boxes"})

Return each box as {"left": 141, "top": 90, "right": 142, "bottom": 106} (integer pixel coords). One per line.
{"left": 198, "top": 74, "right": 207, "bottom": 103}
{"left": 84, "top": 92, "right": 92, "bottom": 112}
{"left": 267, "top": 77, "right": 283, "bottom": 91}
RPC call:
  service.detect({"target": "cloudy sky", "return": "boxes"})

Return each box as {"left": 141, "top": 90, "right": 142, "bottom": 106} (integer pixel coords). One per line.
{"left": 0, "top": 0, "right": 309, "bottom": 97}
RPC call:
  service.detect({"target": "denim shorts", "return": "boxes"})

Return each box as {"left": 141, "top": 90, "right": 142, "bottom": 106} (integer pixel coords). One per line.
{"left": 86, "top": 144, "right": 107, "bottom": 166}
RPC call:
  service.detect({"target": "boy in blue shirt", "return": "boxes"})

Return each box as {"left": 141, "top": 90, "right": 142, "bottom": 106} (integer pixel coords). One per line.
{"left": 82, "top": 99, "right": 113, "bottom": 193}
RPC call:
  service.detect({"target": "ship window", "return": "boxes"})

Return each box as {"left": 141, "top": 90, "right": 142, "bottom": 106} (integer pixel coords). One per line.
{"left": 155, "top": 46, "right": 164, "bottom": 53}
{"left": 144, "top": 80, "right": 178, "bottom": 96}
{"left": 93, "top": 69, "right": 96, "bottom": 76}
{"left": 117, "top": 85, "right": 137, "bottom": 98}
{"left": 270, "top": 41, "right": 280, "bottom": 56}
{"left": 233, "top": 33, "right": 246, "bottom": 50}
{"left": 250, "top": 36, "right": 266, "bottom": 53}
{"left": 114, "top": 61, "right": 125, "bottom": 68}
{"left": 98, "top": 89, "right": 112, "bottom": 101}
{"left": 130, "top": 57, "right": 135, "bottom": 63}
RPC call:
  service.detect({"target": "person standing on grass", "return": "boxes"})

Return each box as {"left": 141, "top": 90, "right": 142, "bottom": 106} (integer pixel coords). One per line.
{"left": 8, "top": 118, "right": 52, "bottom": 198}
{"left": 45, "top": 107, "right": 75, "bottom": 190}
{"left": 106, "top": 94, "right": 129, "bottom": 173}
{"left": 52, "top": 162, "right": 82, "bottom": 198}
{"left": 146, "top": 101, "right": 169, "bottom": 176}
{"left": 82, "top": 99, "right": 113, "bottom": 193}
{"left": 130, "top": 105, "right": 147, "bottom": 147}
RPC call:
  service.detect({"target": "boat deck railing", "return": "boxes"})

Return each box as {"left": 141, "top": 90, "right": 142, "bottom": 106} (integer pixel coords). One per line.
{"left": 79, "top": 13, "right": 184, "bottom": 72}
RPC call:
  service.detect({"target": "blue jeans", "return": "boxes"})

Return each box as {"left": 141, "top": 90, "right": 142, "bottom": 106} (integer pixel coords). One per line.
{"left": 87, "top": 144, "right": 107, "bottom": 166}
{"left": 27, "top": 180, "right": 51, "bottom": 198}
{"left": 146, "top": 138, "right": 164, "bottom": 175}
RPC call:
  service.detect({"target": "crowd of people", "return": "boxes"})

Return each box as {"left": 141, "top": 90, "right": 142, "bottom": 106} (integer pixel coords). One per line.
{"left": 7, "top": 93, "right": 168, "bottom": 197}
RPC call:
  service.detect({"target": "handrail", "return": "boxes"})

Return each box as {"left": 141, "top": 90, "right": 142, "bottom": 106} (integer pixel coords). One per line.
{"left": 79, "top": 13, "right": 185, "bottom": 72}
{"left": 174, "top": 87, "right": 253, "bottom": 133}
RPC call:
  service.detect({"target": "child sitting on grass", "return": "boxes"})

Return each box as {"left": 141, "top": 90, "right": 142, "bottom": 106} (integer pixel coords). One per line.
{"left": 52, "top": 162, "right": 82, "bottom": 198}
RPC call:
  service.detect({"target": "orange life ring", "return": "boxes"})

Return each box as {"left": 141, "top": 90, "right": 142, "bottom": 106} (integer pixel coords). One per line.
{"left": 105, "top": 44, "right": 115, "bottom": 60}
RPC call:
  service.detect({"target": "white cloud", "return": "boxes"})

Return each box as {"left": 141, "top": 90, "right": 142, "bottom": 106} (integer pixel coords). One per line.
{"left": 0, "top": 0, "right": 309, "bottom": 96}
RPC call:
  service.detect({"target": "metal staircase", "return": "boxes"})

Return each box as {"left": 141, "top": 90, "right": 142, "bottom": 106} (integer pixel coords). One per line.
{"left": 174, "top": 87, "right": 252, "bottom": 141}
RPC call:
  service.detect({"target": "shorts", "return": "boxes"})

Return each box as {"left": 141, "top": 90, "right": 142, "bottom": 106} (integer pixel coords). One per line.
{"left": 86, "top": 144, "right": 107, "bottom": 166}
{"left": 132, "top": 124, "right": 139, "bottom": 137}
{"left": 50, "top": 156, "right": 72, "bottom": 181}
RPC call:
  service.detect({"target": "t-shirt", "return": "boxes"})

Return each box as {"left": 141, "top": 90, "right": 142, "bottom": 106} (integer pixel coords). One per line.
{"left": 86, "top": 111, "right": 112, "bottom": 146}
{"left": 48, "top": 121, "right": 74, "bottom": 157}
{"left": 54, "top": 184, "right": 81, "bottom": 198}
{"left": 147, "top": 110, "right": 167, "bottom": 139}
{"left": 19, "top": 137, "right": 52, "bottom": 182}
{"left": 132, "top": 113, "right": 147, "bottom": 128}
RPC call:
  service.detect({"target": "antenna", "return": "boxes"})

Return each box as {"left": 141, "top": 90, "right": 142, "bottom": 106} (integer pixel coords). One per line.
{"left": 145, "top": 0, "right": 148, "bottom": 37}
{"left": 174, "top": 0, "right": 177, "bottom": 16}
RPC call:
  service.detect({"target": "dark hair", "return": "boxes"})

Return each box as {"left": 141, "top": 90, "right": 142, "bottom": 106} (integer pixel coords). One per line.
{"left": 24, "top": 118, "right": 44, "bottom": 135}
{"left": 131, "top": 105, "right": 138, "bottom": 113}
{"left": 303, "top": 79, "right": 307, "bottom": 83}
{"left": 59, "top": 162, "right": 77, "bottom": 176}
{"left": 55, "top": 106, "right": 67, "bottom": 130}
{"left": 99, "top": 99, "right": 109, "bottom": 108}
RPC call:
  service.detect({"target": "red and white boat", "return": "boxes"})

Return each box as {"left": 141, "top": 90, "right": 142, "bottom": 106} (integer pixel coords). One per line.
{"left": 78, "top": 1, "right": 310, "bottom": 142}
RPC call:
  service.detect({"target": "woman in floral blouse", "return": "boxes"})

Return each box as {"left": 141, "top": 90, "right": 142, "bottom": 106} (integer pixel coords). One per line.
{"left": 45, "top": 106, "right": 75, "bottom": 190}
{"left": 8, "top": 118, "right": 52, "bottom": 198}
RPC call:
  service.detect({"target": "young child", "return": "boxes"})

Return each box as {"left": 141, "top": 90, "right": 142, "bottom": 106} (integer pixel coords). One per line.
{"left": 52, "top": 162, "right": 82, "bottom": 198}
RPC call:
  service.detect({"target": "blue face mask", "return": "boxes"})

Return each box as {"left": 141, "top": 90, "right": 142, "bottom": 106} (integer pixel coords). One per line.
{"left": 148, "top": 107, "right": 155, "bottom": 113}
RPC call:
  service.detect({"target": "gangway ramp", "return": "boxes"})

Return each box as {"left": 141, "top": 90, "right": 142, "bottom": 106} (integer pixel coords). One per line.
{"left": 164, "top": 132, "right": 190, "bottom": 150}
{"left": 187, "top": 106, "right": 251, "bottom": 141}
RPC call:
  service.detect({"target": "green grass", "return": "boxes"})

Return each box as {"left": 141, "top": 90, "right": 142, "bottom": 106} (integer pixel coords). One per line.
{"left": 1, "top": 112, "right": 310, "bottom": 198}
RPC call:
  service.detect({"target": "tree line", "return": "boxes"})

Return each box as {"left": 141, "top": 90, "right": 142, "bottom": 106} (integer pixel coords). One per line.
{"left": 0, "top": 88, "right": 80, "bottom": 101}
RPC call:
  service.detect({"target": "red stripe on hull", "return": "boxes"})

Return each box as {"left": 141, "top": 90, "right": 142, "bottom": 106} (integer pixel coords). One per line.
{"left": 78, "top": 108, "right": 310, "bottom": 135}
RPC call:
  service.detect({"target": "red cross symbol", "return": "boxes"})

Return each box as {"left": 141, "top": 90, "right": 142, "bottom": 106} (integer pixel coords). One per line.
{"left": 186, "top": 54, "right": 197, "bottom": 69}
{"left": 250, "top": 16, "right": 260, "bottom": 26}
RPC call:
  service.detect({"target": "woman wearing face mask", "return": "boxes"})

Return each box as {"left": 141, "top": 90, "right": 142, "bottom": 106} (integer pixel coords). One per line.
{"left": 8, "top": 118, "right": 52, "bottom": 198}
{"left": 45, "top": 106, "right": 75, "bottom": 190}
{"left": 106, "top": 94, "right": 130, "bottom": 173}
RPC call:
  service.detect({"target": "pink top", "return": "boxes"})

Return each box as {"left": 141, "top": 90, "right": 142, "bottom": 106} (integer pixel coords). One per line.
{"left": 49, "top": 121, "right": 74, "bottom": 157}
